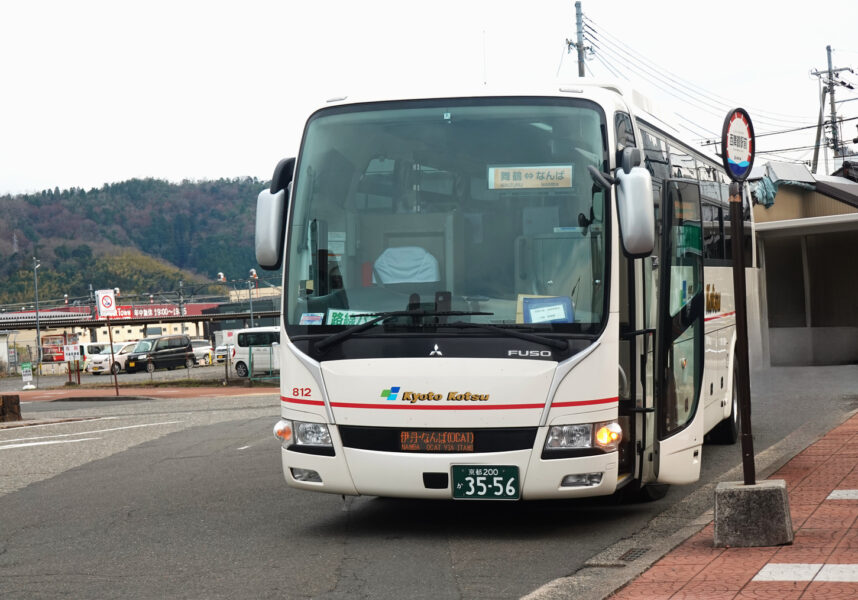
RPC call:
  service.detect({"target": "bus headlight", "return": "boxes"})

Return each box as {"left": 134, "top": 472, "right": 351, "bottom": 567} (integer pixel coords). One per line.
{"left": 545, "top": 424, "right": 593, "bottom": 449}
{"left": 544, "top": 421, "right": 622, "bottom": 452}
{"left": 294, "top": 421, "right": 332, "bottom": 447}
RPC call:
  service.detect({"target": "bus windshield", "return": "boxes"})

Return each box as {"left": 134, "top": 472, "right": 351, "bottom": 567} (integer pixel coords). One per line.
{"left": 286, "top": 97, "right": 609, "bottom": 336}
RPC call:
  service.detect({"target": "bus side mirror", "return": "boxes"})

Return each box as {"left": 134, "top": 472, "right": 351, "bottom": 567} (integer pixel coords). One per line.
{"left": 255, "top": 158, "right": 295, "bottom": 270}
{"left": 616, "top": 166, "right": 655, "bottom": 257}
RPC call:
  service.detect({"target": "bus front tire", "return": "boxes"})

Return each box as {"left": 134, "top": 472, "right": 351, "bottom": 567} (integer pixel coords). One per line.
{"left": 616, "top": 480, "right": 670, "bottom": 503}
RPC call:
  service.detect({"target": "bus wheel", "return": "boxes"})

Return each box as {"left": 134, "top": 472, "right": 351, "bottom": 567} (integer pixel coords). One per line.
{"left": 616, "top": 480, "right": 670, "bottom": 503}
{"left": 709, "top": 369, "right": 740, "bottom": 445}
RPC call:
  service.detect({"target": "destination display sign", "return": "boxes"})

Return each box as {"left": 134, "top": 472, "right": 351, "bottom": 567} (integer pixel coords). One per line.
{"left": 488, "top": 165, "right": 573, "bottom": 189}
{"left": 400, "top": 430, "right": 474, "bottom": 452}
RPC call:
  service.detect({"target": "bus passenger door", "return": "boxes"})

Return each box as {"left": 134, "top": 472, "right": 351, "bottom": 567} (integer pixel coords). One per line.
{"left": 653, "top": 180, "right": 705, "bottom": 484}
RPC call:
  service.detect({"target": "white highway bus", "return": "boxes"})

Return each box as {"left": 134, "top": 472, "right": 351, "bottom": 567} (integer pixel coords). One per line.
{"left": 256, "top": 82, "right": 752, "bottom": 501}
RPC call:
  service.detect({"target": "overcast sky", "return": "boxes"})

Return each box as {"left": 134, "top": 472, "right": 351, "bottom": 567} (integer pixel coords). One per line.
{"left": 2, "top": 0, "right": 857, "bottom": 195}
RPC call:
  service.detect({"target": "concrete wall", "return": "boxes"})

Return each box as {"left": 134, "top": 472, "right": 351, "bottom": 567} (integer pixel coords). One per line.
{"left": 769, "top": 327, "right": 858, "bottom": 366}
{"left": 760, "top": 230, "right": 858, "bottom": 366}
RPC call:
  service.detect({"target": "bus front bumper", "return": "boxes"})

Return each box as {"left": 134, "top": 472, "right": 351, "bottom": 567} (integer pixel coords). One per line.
{"left": 280, "top": 444, "right": 619, "bottom": 500}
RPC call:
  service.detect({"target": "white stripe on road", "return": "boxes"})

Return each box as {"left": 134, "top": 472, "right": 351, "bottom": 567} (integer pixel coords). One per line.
{"left": 816, "top": 564, "right": 858, "bottom": 582}
{"left": 0, "top": 420, "right": 184, "bottom": 444}
{"left": 237, "top": 445, "right": 251, "bottom": 450}
{"left": 753, "top": 563, "right": 858, "bottom": 583}
{"left": 0, "top": 437, "right": 101, "bottom": 450}
{"left": 827, "top": 489, "right": 858, "bottom": 500}
{"left": 753, "top": 563, "right": 823, "bottom": 581}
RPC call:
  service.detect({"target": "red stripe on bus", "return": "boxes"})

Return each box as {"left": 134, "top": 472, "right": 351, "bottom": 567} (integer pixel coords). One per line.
{"left": 552, "top": 397, "right": 618, "bottom": 407}
{"left": 281, "top": 396, "right": 617, "bottom": 410}
{"left": 704, "top": 311, "right": 736, "bottom": 322}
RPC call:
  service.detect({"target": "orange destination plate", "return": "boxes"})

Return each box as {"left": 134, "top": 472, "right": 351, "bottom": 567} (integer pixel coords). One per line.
{"left": 400, "top": 431, "right": 474, "bottom": 452}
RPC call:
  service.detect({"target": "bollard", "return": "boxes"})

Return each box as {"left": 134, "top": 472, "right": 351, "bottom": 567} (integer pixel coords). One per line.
{"left": 0, "top": 395, "right": 22, "bottom": 422}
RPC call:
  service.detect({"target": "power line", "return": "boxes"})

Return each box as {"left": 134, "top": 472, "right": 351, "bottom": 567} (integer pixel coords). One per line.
{"left": 584, "top": 16, "right": 815, "bottom": 128}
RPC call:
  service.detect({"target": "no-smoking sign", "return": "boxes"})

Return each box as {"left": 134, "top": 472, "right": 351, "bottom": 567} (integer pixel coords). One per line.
{"left": 96, "top": 289, "right": 118, "bottom": 317}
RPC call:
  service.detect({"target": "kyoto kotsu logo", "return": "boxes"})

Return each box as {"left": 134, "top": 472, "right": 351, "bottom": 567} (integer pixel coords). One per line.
{"left": 380, "top": 387, "right": 490, "bottom": 404}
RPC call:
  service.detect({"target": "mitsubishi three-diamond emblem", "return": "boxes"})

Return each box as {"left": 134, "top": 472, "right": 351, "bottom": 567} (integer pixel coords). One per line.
{"left": 429, "top": 344, "right": 443, "bottom": 357}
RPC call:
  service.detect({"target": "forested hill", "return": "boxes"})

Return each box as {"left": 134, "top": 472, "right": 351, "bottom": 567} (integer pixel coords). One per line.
{"left": 0, "top": 177, "right": 269, "bottom": 305}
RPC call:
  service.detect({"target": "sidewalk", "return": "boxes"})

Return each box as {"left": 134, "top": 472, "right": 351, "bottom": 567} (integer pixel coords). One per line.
{"left": 609, "top": 412, "right": 858, "bottom": 599}
{"left": 11, "top": 384, "right": 278, "bottom": 403}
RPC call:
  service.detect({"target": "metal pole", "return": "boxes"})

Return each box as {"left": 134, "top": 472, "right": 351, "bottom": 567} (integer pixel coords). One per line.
{"left": 108, "top": 318, "right": 119, "bottom": 397}
{"left": 33, "top": 258, "right": 41, "bottom": 377}
{"left": 248, "top": 280, "right": 255, "bottom": 327}
{"left": 575, "top": 1, "right": 585, "bottom": 77}
{"left": 729, "top": 182, "right": 755, "bottom": 486}
{"left": 179, "top": 280, "right": 185, "bottom": 335}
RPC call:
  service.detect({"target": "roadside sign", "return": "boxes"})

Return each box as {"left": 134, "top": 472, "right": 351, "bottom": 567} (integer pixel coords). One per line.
{"left": 96, "top": 289, "right": 117, "bottom": 317}
{"left": 63, "top": 344, "right": 81, "bottom": 361}
{"left": 21, "top": 362, "right": 32, "bottom": 383}
{"left": 8, "top": 348, "right": 17, "bottom": 365}
{"left": 721, "top": 108, "right": 755, "bottom": 182}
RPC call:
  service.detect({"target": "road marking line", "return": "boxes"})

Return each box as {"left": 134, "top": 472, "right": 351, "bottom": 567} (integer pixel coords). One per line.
{"left": 237, "top": 445, "right": 251, "bottom": 450}
{"left": 816, "top": 564, "right": 858, "bottom": 582}
{"left": 753, "top": 563, "right": 823, "bottom": 581}
{"left": 0, "top": 420, "right": 184, "bottom": 444}
{"left": 0, "top": 437, "right": 101, "bottom": 450}
{"left": 828, "top": 489, "right": 858, "bottom": 500}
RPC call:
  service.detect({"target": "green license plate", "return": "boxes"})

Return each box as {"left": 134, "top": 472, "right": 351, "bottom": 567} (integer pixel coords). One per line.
{"left": 451, "top": 465, "right": 520, "bottom": 500}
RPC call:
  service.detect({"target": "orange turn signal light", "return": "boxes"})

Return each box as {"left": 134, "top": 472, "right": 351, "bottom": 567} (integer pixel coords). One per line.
{"left": 273, "top": 420, "right": 293, "bottom": 444}
{"left": 594, "top": 422, "right": 622, "bottom": 451}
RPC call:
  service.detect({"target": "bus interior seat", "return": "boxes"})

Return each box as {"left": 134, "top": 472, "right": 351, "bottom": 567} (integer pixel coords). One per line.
{"left": 372, "top": 246, "right": 440, "bottom": 284}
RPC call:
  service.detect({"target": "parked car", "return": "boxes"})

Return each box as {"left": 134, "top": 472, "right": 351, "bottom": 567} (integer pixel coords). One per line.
{"left": 231, "top": 326, "right": 280, "bottom": 378}
{"left": 125, "top": 335, "right": 195, "bottom": 373}
{"left": 215, "top": 344, "right": 233, "bottom": 363}
{"left": 191, "top": 339, "right": 214, "bottom": 365}
{"left": 89, "top": 341, "right": 137, "bottom": 375}
{"left": 80, "top": 342, "right": 110, "bottom": 372}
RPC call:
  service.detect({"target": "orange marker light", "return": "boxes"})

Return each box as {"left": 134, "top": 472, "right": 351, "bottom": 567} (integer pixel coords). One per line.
{"left": 273, "top": 420, "right": 293, "bottom": 444}
{"left": 594, "top": 422, "right": 622, "bottom": 451}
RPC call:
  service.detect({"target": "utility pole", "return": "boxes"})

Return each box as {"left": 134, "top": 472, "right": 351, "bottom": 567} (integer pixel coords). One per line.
{"left": 565, "top": 2, "right": 588, "bottom": 78}
{"left": 812, "top": 45, "right": 855, "bottom": 171}
{"left": 828, "top": 46, "right": 841, "bottom": 158}
{"left": 575, "top": 1, "right": 585, "bottom": 77}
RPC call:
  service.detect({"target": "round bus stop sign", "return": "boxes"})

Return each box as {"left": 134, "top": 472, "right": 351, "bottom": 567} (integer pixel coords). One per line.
{"left": 721, "top": 108, "right": 755, "bottom": 182}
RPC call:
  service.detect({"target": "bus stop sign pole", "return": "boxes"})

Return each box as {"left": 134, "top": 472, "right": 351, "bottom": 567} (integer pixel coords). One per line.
{"left": 728, "top": 181, "right": 754, "bottom": 485}
{"left": 721, "top": 107, "right": 756, "bottom": 485}
{"left": 714, "top": 109, "right": 792, "bottom": 548}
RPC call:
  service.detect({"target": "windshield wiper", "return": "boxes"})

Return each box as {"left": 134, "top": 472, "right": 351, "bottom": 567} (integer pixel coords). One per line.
{"left": 314, "top": 309, "right": 493, "bottom": 353}
{"left": 437, "top": 321, "right": 569, "bottom": 350}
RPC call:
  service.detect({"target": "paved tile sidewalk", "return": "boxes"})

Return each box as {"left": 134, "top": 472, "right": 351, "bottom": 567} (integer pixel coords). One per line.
{"left": 609, "top": 412, "right": 858, "bottom": 599}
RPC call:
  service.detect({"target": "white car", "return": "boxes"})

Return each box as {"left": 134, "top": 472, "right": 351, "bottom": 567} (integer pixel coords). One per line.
{"left": 231, "top": 326, "right": 280, "bottom": 378}
{"left": 191, "top": 339, "right": 214, "bottom": 365}
{"left": 89, "top": 342, "right": 138, "bottom": 375}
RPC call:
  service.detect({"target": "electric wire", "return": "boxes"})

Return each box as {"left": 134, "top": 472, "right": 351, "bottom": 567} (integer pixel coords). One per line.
{"left": 584, "top": 16, "right": 814, "bottom": 127}
{"left": 580, "top": 15, "right": 853, "bottom": 161}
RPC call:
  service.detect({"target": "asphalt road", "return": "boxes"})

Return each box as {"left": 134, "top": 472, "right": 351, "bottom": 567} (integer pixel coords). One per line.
{"left": 0, "top": 365, "right": 856, "bottom": 599}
